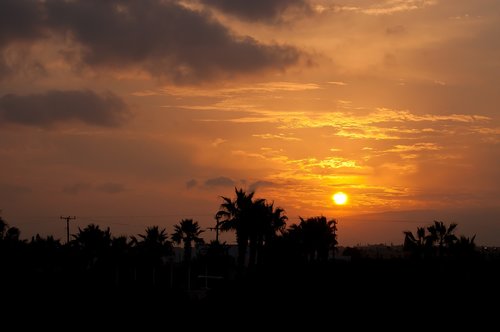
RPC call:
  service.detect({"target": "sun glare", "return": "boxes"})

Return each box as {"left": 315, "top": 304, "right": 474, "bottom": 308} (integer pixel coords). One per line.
{"left": 333, "top": 192, "right": 348, "bottom": 205}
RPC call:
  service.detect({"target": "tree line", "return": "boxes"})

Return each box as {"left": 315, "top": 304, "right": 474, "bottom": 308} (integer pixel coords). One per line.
{"left": 0, "top": 187, "right": 480, "bottom": 290}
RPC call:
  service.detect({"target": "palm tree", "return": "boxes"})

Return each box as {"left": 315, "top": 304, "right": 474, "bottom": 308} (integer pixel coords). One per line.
{"left": 171, "top": 219, "right": 204, "bottom": 291}
{"left": 289, "top": 216, "right": 338, "bottom": 262}
{"left": 403, "top": 227, "right": 432, "bottom": 258}
{"left": 29, "top": 234, "right": 62, "bottom": 270}
{"left": 426, "top": 220, "right": 458, "bottom": 257}
{"left": 256, "top": 202, "right": 287, "bottom": 264}
{"left": 131, "top": 226, "right": 172, "bottom": 284}
{"left": 0, "top": 216, "right": 7, "bottom": 240}
{"left": 171, "top": 219, "right": 204, "bottom": 263}
{"left": 110, "top": 235, "right": 131, "bottom": 285}
{"left": 72, "top": 224, "right": 112, "bottom": 269}
{"left": 451, "top": 235, "right": 477, "bottom": 258}
{"left": 72, "top": 224, "right": 112, "bottom": 253}
{"left": 217, "top": 188, "right": 264, "bottom": 267}
{"left": 132, "top": 226, "right": 172, "bottom": 259}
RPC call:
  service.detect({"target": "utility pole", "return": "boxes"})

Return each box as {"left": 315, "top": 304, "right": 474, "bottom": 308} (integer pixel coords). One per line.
{"left": 208, "top": 215, "right": 221, "bottom": 243}
{"left": 60, "top": 215, "right": 76, "bottom": 244}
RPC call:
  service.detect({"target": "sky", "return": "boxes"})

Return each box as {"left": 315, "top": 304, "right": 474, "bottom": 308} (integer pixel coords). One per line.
{"left": 1, "top": 0, "right": 499, "bottom": 246}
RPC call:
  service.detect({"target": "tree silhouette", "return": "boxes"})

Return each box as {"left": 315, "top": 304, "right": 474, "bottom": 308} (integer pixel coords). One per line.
{"left": 451, "top": 235, "right": 477, "bottom": 258}
{"left": 4, "top": 226, "right": 21, "bottom": 242}
{"left": 289, "top": 216, "right": 338, "bottom": 262}
{"left": 72, "top": 224, "right": 112, "bottom": 269}
{"left": 256, "top": 202, "right": 287, "bottom": 264}
{"left": 171, "top": 219, "right": 204, "bottom": 291}
{"left": 403, "top": 227, "right": 432, "bottom": 259}
{"left": 404, "top": 221, "right": 471, "bottom": 259}
{"left": 132, "top": 226, "right": 170, "bottom": 248}
{"left": 217, "top": 188, "right": 265, "bottom": 267}
{"left": 29, "top": 234, "right": 62, "bottom": 271}
{"left": 426, "top": 220, "right": 458, "bottom": 257}
{"left": 0, "top": 216, "right": 7, "bottom": 239}
{"left": 131, "top": 226, "right": 172, "bottom": 282}
{"left": 216, "top": 188, "right": 285, "bottom": 267}
{"left": 109, "top": 235, "right": 131, "bottom": 285}
{"left": 72, "top": 224, "right": 112, "bottom": 253}
{"left": 171, "top": 219, "right": 204, "bottom": 263}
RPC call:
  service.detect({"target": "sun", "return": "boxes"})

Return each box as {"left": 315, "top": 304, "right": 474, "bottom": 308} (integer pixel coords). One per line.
{"left": 332, "top": 192, "right": 348, "bottom": 205}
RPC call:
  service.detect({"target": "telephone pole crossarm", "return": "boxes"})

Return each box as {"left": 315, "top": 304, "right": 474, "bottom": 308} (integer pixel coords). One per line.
{"left": 60, "top": 215, "right": 76, "bottom": 244}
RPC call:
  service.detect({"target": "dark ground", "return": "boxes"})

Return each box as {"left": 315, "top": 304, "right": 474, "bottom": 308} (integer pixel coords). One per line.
{"left": 2, "top": 258, "right": 498, "bottom": 329}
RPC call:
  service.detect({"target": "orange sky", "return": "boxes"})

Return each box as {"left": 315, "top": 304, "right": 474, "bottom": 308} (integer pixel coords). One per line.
{"left": 1, "top": 0, "right": 499, "bottom": 245}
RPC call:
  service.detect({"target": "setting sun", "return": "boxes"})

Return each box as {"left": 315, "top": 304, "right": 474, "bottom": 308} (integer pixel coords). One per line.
{"left": 333, "top": 192, "right": 348, "bottom": 205}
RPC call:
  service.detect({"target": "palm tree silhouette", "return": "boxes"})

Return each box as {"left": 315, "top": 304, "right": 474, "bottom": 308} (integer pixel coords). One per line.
{"left": 131, "top": 226, "right": 172, "bottom": 284}
{"left": 132, "top": 226, "right": 173, "bottom": 261}
{"left": 72, "top": 224, "right": 112, "bottom": 268}
{"left": 171, "top": 219, "right": 204, "bottom": 291}
{"left": 289, "top": 216, "right": 338, "bottom": 262}
{"left": 451, "top": 235, "right": 477, "bottom": 258}
{"left": 0, "top": 216, "right": 7, "bottom": 239}
{"left": 427, "top": 220, "right": 458, "bottom": 257}
{"left": 256, "top": 202, "right": 287, "bottom": 264}
{"left": 217, "top": 188, "right": 264, "bottom": 267}
{"left": 403, "top": 227, "right": 432, "bottom": 258}
{"left": 171, "top": 219, "right": 204, "bottom": 263}
{"left": 110, "top": 235, "right": 131, "bottom": 285}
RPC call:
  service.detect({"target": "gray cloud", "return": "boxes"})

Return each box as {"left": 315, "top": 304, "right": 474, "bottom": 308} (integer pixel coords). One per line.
{"left": 0, "top": 90, "right": 129, "bottom": 127}
{"left": 200, "top": 0, "right": 311, "bottom": 23}
{"left": 0, "top": 183, "right": 32, "bottom": 195}
{"left": 0, "top": 0, "right": 46, "bottom": 47}
{"left": 96, "top": 182, "right": 126, "bottom": 194}
{"left": 186, "top": 179, "right": 198, "bottom": 189}
{"left": 386, "top": 25, "right": 406, "bottom": 35}
{"left": 204, "top": 176, "right": 235, "bottom": 187}
{"left": 41, "top": 0, "right": 302, "bottom": 83}
{"left": 62, "top": 183, "right": 90, "bottom": 195}
{"left": 249, "top": 180, "right": 275, "bottom": 192}
{"left": 0, "top": 1, "right": 48, "bottom": 80}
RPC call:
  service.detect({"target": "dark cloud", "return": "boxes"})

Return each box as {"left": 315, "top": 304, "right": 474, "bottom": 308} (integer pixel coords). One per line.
{"left": 0, "top": 1, "right": 48, "bottom": 80}
{"left": 0, "top": 0, "right": 46, "bottom": 47}
{"left": 62, "top": 183, "right": 90, "bottom": 195}
{"left": 386, "top": 25, "right": 406, "bottom": 35}
{"left": 200, "top": 0, "right": 311, "bottom": 23}
{"left": 96, "top": 182, "right": 126, "bottom": 194}
{"left": 186, "top": 179, "right": 198, "bottom": 189}
{"left": 0, "top": 50, "right": 47, "bottom": 81}
{"left": 42, "top": 0, "right": 302, "bottom": 83}
{"left": 0, "top": 183, "right": 31, "bottom": 195}
{"left": 249, "top": 180, "right": 275, "bottom": 192}
{"left": 204, "top": 176, "right": 235, "bottom": 187}
{"left": 0, "top": 90, "right": 129, "bottom": 127}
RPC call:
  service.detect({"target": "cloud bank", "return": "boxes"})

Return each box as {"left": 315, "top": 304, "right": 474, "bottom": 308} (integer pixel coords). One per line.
{"left": 0, "top": 90, "right": 129, "bottom": 127}
{"left": 1, "top": 0, "right": 304, "bottom": 83}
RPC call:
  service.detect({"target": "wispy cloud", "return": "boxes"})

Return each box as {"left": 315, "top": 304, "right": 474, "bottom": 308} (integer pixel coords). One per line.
{"left": 328, "top": 0, "right": 437, "bottom": 16}
{"left": 96, "top": 182, "right": 126, "bottom": 194}
{"left": 288, "top": 156, "right": 365, "bottom": 171}
{"left": 327, "top": 81, "right": 348, "bottom": 86}
{"left": 199, "top": 0, "right": 312, "bottom": 23}
{"left": 204, "top": 176, "right": 235, "bottom": 188}
{"left": 211, "top": 138, "right": 227, "bottom": 147}
{"left": 150, "top": 81, "right": 321, "bottom": 98}
{"left": 362, "top": 0, "right": 436, "bottom": 15}
{"left": 387, "top": 142, "right": 442, "bottom": 153}
{"left": 253, "top": 133, "right": 301, "bottom": 141}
